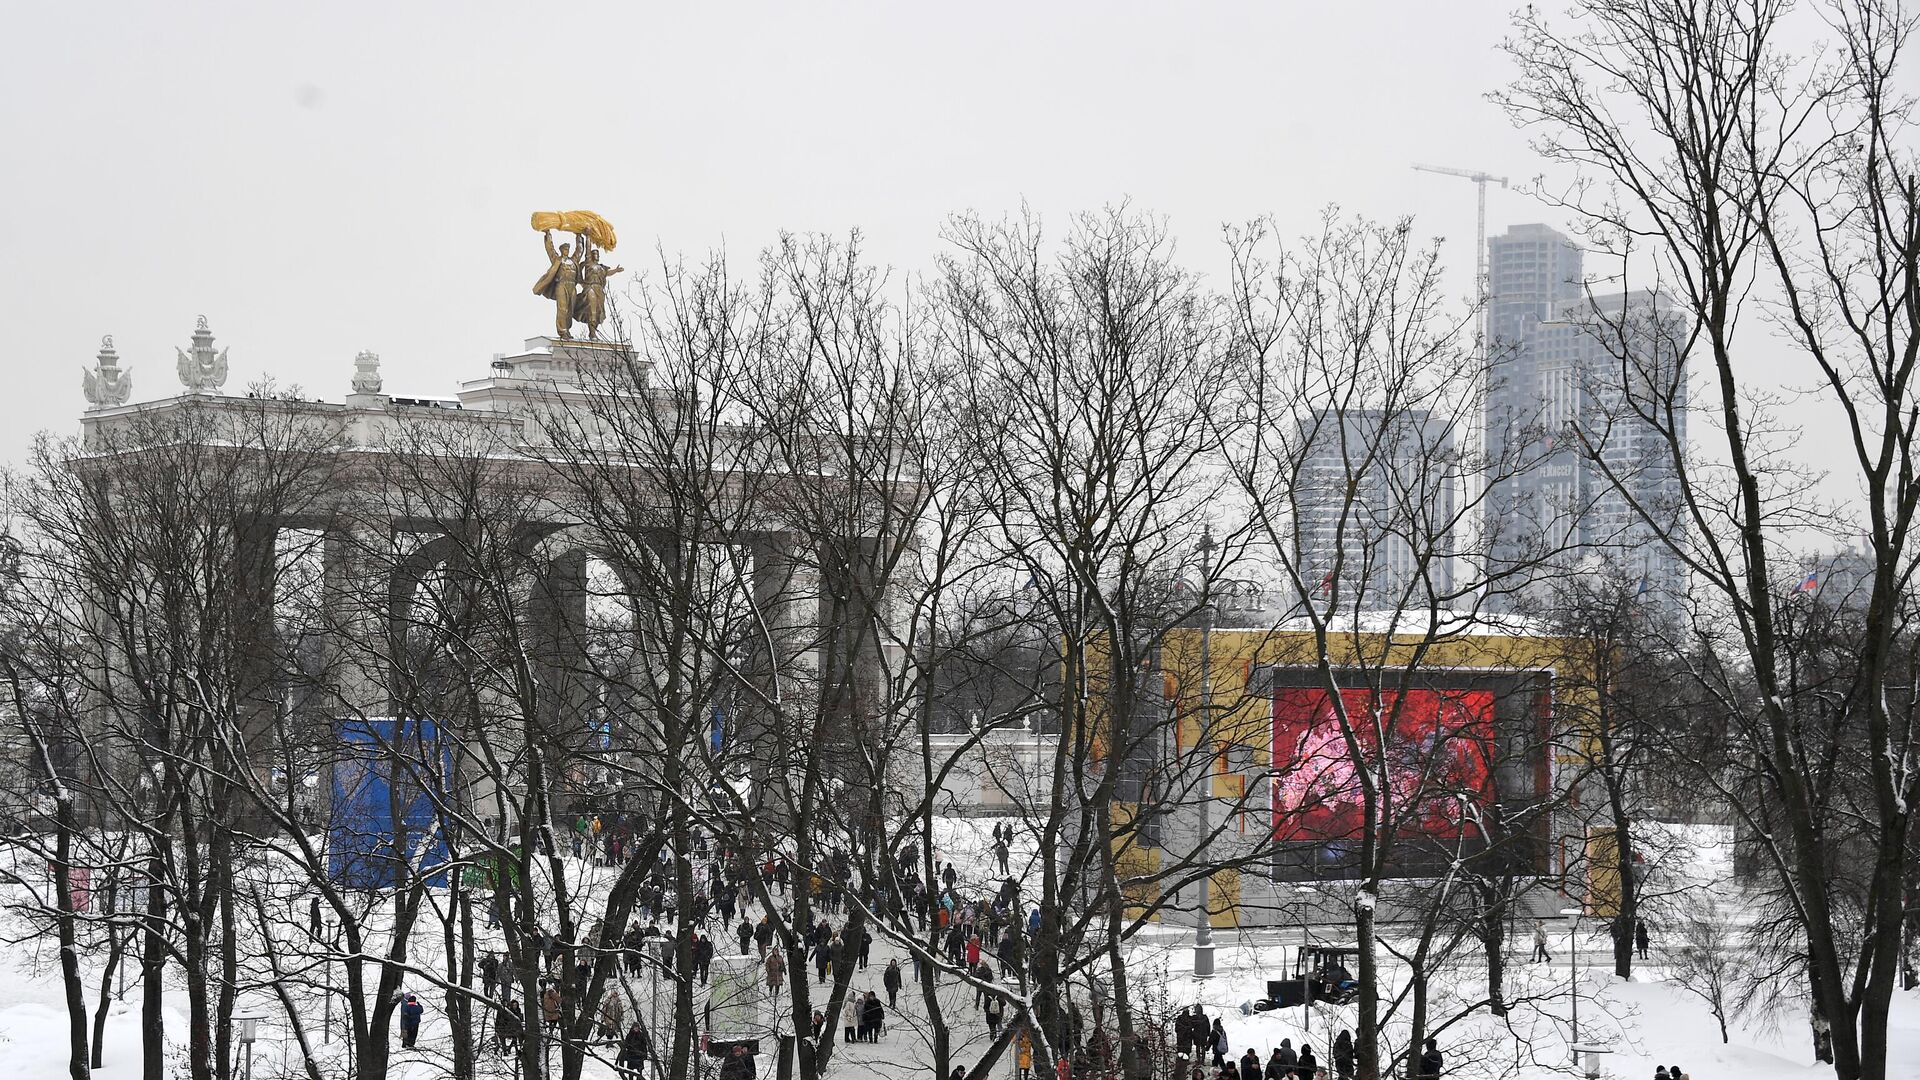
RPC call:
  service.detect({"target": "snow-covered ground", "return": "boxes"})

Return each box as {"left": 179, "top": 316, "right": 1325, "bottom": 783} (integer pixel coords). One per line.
{"left": 2, "top": 817, "right": 1915, "bottom": 1078}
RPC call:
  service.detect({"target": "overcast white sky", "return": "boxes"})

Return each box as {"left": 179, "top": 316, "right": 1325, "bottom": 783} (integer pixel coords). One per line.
{"left": 0, "top": 3, "right": 1836, "bottom": 484}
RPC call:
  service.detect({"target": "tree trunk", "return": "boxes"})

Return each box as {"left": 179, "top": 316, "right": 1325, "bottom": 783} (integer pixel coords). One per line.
{"left": 449, "top": 886, "right": 475, "bottom": 1080}
{"left": 140, "top": 847, "right": 168, "bottom": 1080}
{"left": 1404, "top": 967, "right": 1427, "bottom": 1080}
{"left": 214, "top": 824, "right": 238, "bottom": 1080}
{"left": 1481, "top": 890, "right": 1506, "bottom": 1016}
{"left": 91, "top": 922, "right": 124, "bottom": 1070}
{"left": 1600, "top": 734, "right": 1637, "bottom": 981}
{"left": 1353, "top": 893, "right": 1379, "bottom": 1080}
{"left": 53, "top": 801, "right": 90, "bottom": 1080}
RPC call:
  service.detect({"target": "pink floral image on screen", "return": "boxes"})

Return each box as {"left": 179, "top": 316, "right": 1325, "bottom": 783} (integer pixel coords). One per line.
{"left": 1271, "top": 687, "right": 1497, "bottom": 843}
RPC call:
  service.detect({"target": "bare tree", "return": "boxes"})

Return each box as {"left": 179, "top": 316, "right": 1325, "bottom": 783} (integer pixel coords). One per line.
{"left": 1221, "top": 211, "right": 1572, "bottom": 1080}
{"left": 938, "top": 206, "right": 1240, "bottom": 1080}
{"left": 4, "top": 393, "right": 344, "bottom": 1080}
{"left": 1502, "top": 3, "right": 1920, "bottom": 1076}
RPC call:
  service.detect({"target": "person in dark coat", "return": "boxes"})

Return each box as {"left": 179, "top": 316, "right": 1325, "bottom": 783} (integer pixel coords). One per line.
{"left": 1209, "top": 1018, "right": 1229, "bottom": 1070}
{"left": 693, "top": 932, "right": 715, "bottom": 985}
{"left": 1295, "top": 1044, "right": 1317, "bottom": 1080}
{"left": 997, "top": 930, "right": 1022, "bottom": 978}
{"left": 495, "top": 998, "right": 523, "bottom": 1055}
{"left": 480, "top": 952, "right": 500, "bottom": 1000}
{"left": 1635, "top": 920, "right": 1650, "bottom": 959}
{"left": 399, "top": 992, "right": 424, "bottom": 1048}
{"left": 719, "top": 1043, "right": 757, "bottom": 1080}
{"left": 1178, "top": 1007, "right": 1200, "bottom": 1057}
{"left": 1332, "top": 1031, "right": 1355, "bottom": 1080}
{"left": 812, "top": 935, "right": 833, "bottom": 983}
{"left": 1239, "top": 1048, "right": 1264, "bottom": 1080}
{"left": 883, "top": 958, "right": 904, "bottom": 1007}
{"left": 863, "top": 991, "right": 886, "bottom": 1042}
{"left": 1417, "top": 1038, "right": 1441, "bottom": 1080}
{"left": 617, "top": 1021, "right": 650, "bottom": 1078}
{"left": 1267, "top": 1040, "right": 1297, "bottom": 1080}
{"left": 737, "top": 918, "right": 753, "bottom": 955}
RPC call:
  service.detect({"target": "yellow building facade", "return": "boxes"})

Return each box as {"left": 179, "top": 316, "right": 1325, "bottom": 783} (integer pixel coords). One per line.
{"left": 1097, "top": 621, "right": 1601, "bottom": 924}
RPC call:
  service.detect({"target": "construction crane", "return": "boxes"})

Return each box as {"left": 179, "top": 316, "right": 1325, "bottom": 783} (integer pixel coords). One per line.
{"left": 1413, "top": 163, "right": 1508, "bottom": 588}
{"left": 1411, "top": 163, "right": 1509, "bottom": 324}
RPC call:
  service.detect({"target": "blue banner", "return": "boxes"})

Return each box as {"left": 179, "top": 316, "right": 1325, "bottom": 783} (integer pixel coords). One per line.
{"left": 328, "top": 717, "right": 452, "bottom": 889}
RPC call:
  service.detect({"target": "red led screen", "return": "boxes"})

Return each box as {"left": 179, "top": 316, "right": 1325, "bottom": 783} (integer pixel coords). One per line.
{"left": 1271, "top": 686, "right": 1497, "bottom": 843}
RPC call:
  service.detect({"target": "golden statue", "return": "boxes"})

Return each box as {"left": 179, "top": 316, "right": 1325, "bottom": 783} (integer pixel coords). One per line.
{"left": 573, "top": 248, "right": 625, "bottom": 340}
{"left": 531, "top": 211, "right": 620, "bottom": 341}
{"left": 532, "top": 231, "right": 582, "bottom": 339}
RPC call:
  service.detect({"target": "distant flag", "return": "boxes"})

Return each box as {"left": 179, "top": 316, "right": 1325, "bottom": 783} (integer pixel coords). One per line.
{"left": 1318, "top": 572, "right": 1334, "bottom": 597}
{"left": 1798, "top": 571, "right": 1820, "bottom": 594}
{"left": 597, "top": 717, "right": 612, "bottom": 750}
{"left": 1636, "top": 577, "right": 1650, "bottom": 599}
{"left": 1023, "top": 572, "right": 1040, "bottom": 591}
{"left": 710, "top": 704, "right": 726, "bottom": 752}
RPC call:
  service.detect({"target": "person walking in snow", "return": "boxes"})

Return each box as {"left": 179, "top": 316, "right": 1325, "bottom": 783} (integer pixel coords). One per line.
{"left": 997, "top": 928, "right": 1023, "bottom": 978}
{"left": 1332, "top": 1031, "right": 1354, "bottom": 1080}
{"left": 884, "top": 957, "right": 903, "bottom": 1007}
{"left": 1210, "top": 1018, "right": 1229, "bottom": 1071}
{"left": 1635, "top": 919, "right": 1650, "bottom": 959}
{"left": 617, "top": 1021, "right": 650, "bottom": 1078}
{"left": 1239, "top": 1048, "right": 1263, "bottom": 1080}
{"left": 812, "top": 934, "right": 833, "bottom": 984}
{"left": 399, "top": 992, "right": 424, "bottom": 1048}
{"left": 765, "top": 947, "right": 785, "bottom": 994}
{"left": 720, "top": 1043, "right": 757, "bottom": 1080}
{"left": 693, "top": 931, "right": 715, "bottom": 985}
{"left": 1532, "top": 920, "right": 1551, "bottom": 963}
{"left": 1267, "top": 1039, "right": 1296, "bottom": 1080}
{"left": 495, "top": 997, "right": 523, "bottom": 1055}
{"left": 1416, "top": 1038, "right": 1441, "bottom": 1080}
{"left": 480, "top": 951, "right": 500, "bottom": 1000}
{"left": 598, "top": 989, "right": 625, "bottom": 1041}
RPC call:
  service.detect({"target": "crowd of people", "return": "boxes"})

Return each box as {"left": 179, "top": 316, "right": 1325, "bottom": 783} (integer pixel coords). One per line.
{"left": 376, "top": 819, "right": 1468, "bottom": 1080}
{"left": 1167, "top": 1006, "right": 1367, "bottom": 1080}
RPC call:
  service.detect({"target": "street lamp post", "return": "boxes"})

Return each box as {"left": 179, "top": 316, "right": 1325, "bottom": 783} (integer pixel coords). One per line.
{"left": 235, "top": 1015, "right": 261, "bottom": 1080}
{"left": 1559, "top": 906, "right": 1583, "bottom": 1056}
{"left": 322, "top": 915, "right": 338, "bottom": 1044}
{"left": 1296, "top": 885, "right": 1317, "bottom": 1049}
{"left": 1193, "top": 528, "right": 1216, "bottom": 979}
